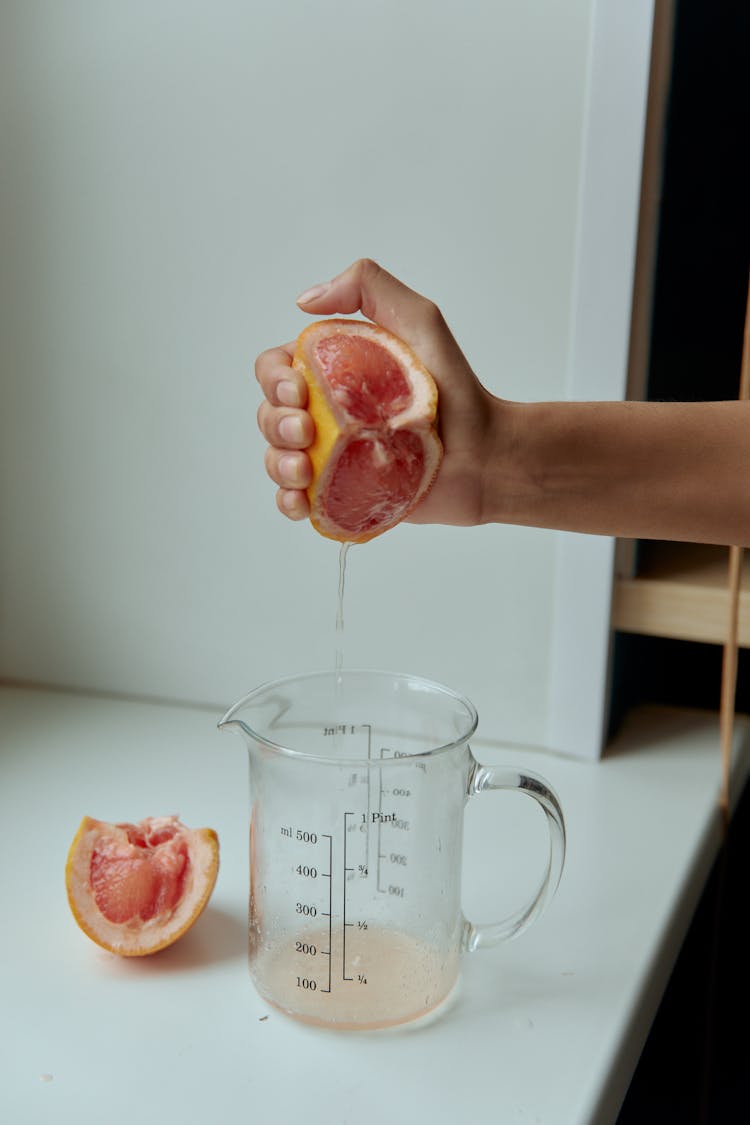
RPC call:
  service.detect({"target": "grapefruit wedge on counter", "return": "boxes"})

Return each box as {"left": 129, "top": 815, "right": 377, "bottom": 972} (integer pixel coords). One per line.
{"left": 293, "top": 319, "right": 443, "bottom": 543}
{"left": 66, "top": 815, "right": 219, "bottom": 956}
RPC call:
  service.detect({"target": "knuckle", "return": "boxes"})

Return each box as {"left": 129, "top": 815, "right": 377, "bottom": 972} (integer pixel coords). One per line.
{"left": 254, "top": 346, "right": 292, "bottom": 391}
{"left": 358, "top": 256, "right": 380, "bottom": 275}
{"left": 352, "top": 257, "right": 381, "bottom": 288}
{"left": 275, "top": 490, "right": 288, "bottom": 518}
{"left": 264, "top": 446, "right": 279, "bottom": 481}
{"left": 418, "top": 294, "right": 444, "bottom": 329}
{"left": 254, "top": 348, "right": 273, "bottom": 382}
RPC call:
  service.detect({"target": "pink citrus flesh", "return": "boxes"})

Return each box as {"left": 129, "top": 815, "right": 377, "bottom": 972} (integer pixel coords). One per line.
{"left": 66, "top": 815, "right": 219, "bottom": 956}
{"left": 293, "top": 320, "right": 443, "bottom": 543}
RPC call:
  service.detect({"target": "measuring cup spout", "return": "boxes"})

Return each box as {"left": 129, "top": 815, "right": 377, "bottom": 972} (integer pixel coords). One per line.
{"left": 218, "top": 685, "right": 287, "bottom": 748}
{"left": 217, "top": 706, "right": 251, "bottom": 742}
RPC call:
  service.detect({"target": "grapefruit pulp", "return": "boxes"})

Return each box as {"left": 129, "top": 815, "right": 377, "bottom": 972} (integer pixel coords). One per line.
{"left": 293, "top": 320, "right": 443, "bottom": 542}
{"left": 65, "top": 815, "right": 219, "bottom": 956}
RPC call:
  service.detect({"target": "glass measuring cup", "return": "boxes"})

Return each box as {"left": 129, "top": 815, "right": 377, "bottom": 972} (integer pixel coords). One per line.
{"left": 218, "top": 669, "right": 565, "bottom": 1030}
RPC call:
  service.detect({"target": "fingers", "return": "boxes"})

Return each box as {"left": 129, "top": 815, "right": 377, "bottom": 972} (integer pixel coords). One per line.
{"left": 257, "top": 398, "right": 314, "bottom": 449}
{"left": 255, "top": 342, "right": 314, "bottom": 519}
{"left": 254, "top": 342, "right": 306, "bottom": 408}
{"left": 275, "top": 487, "right": 311, "bottom": 522}
{"left": 255, "top": 343, "right": 314, "bottom": 451}
{"left": 264, "top": 445, "right": 312, "bottom": 491}
{"left": 262, "top": 432, "right": 313, "bottom": 522}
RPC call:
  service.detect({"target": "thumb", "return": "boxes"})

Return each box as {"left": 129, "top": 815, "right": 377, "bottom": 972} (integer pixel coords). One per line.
{"left": 295, "top": 258, "right": 446, "bottom": 361}
{"left": 294, "top": 259, "right": 485, "bottom": 434}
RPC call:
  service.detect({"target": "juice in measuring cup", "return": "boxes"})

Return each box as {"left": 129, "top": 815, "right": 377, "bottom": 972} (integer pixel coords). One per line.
{"left": 253, "top": 924, "right": 460, "bottom": 1029}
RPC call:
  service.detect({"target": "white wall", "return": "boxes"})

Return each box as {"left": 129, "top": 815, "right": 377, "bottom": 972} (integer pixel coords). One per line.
{"left": 1, "top": 0, "right": 647, "bottom": 753}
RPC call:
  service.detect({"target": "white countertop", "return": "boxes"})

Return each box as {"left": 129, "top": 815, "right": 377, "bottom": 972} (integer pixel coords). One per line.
{"left": 1, "top": 686, "right": 748, "bottom": 1125}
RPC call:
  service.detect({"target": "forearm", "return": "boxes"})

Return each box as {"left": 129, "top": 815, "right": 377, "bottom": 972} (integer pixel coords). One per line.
{"left": 485, "top": 398, "right": 750, "bottom": 547}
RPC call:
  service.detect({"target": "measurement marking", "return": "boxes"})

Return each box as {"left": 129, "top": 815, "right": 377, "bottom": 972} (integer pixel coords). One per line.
{"left": 322, "top": 833, "right": 333, "bottom": 994}
{"left": 377, "top": 746, "right": 392, "bottom": 892}
{"left": 343, "top": 813, "right": 354, "bottom": 980}
{"left": 363, "top": 724, "right": 372, "bottom": 863}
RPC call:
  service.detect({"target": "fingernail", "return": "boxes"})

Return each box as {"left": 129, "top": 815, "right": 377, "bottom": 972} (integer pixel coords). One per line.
{"left": 279, "top": 415, "right": 304, "bottom": 443}
{"left": 277, "top": 380, "right": 299, "bottom": 407}
{"left": 296, "top": 281, "right": 330, "bottom": 305}
{"left": 280, "top": 489, "right": 303, "bottom": 516}
{"left": 279, "top": 453, "right": 300, "bottom": 484}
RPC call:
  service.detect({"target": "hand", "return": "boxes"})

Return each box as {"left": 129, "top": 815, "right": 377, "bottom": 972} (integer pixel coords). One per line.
{"left": 255, "top": 258, "right": 502, "bottom": 527}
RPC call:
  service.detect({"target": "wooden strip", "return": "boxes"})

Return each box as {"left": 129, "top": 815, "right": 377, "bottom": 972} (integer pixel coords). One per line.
{"left": 612, "top": 567, "right": 750, "bottom": 646}
{"left": 719, "top": 267, "right": 750, "bottom": 819}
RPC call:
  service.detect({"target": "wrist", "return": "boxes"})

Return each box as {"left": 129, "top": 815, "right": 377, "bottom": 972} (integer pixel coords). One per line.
{"left": 479, "top": 398, "right": 538, "bottom": 526}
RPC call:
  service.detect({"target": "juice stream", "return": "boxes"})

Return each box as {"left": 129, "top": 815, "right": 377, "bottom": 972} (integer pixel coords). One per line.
{"left": 335, "top": 541, "right": 351, "bottom": 679}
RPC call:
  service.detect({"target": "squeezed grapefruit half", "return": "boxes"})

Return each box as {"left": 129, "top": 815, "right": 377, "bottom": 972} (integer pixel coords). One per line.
{"left": 293, "top": 319, "right": 443, "bottom": 542}
{"left": 65, "top": 815, "right": 219, "bottom": 956}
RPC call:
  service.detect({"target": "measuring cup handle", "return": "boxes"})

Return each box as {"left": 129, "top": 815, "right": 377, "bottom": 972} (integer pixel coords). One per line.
{"left": 462, "top": 761, "right": 566, "bottom": 952}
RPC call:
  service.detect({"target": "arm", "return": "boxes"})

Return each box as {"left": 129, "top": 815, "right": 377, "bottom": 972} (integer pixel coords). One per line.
{"left": 486, "top": 397, "right": 750, "bottom": 547}
{"left": 256, "top": 259, "right": 750, "bottom": 548}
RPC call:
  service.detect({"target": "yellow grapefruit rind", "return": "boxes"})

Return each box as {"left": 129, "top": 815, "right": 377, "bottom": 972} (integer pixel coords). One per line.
{"left": 65, "top": 816, "right": 220, "bottom": 957}
{"left": 293, "top": 319, "right": 443, "bottom": 544}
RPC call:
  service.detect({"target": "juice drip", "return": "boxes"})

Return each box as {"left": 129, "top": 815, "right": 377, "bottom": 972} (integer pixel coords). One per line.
{"left": 335, "top": 541, "right": 351, "bottom": 678}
